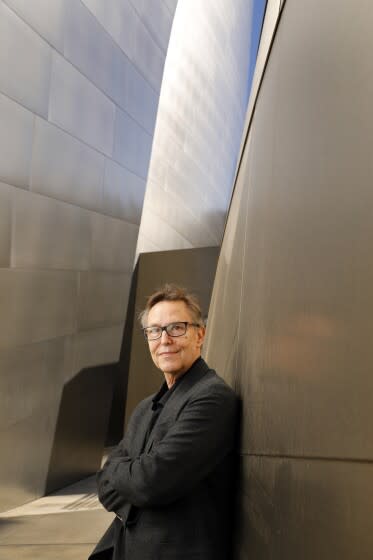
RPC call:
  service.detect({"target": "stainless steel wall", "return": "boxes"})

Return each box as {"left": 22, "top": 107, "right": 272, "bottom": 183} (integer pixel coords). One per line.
{"left": 205, "top": 0, "right": 373, "bottom": 557}
{"left": 136, "top": 0, "right": 258, "bottom": 253}
{"left": 0, "top": 0, "right": 177, "bottom": 512}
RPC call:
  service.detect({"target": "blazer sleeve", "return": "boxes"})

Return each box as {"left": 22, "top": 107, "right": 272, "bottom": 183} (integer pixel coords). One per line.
{"left": 96, "top": 438, "right": 129, "bottom": 512}
{"left": 99, "top": 384, "right": 238, "bottom": 508}
{"left": 96, "top": 398, "right": 150, "bottom": 513}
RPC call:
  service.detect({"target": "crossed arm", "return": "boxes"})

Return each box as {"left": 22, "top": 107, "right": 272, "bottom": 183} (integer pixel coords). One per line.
{"left": 97, "top": 387, "right": 237, "bottom": 514}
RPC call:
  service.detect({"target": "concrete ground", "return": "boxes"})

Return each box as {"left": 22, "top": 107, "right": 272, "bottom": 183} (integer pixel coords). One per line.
{"left": 0, "top": 476, "right": 114, "bottom": 559}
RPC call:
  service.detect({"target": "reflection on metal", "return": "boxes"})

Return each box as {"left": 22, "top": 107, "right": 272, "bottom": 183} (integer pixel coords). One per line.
{"left": 0, "top": 0, "right": 177, "bottom": 511}
{"left": 205, "top": 0, "right": 373, "bottom": 556}
{"left": 137, "top": 0, "right": 260, "bottom": 253}
{"left": 233, "top": 0, "right": 281, "bottom": 190}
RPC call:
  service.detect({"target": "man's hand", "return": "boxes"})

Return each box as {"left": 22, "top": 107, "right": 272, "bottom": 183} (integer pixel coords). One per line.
{"left": 97, "top": 447, "right": 129, "bottom": 512}
{"left": 100, "top": 386, "right": 238, "bottom": 509}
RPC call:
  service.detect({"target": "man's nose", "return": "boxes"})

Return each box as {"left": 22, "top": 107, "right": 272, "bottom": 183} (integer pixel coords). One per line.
{"left": 160, "top": 328, "right": 172, "bottom": 342}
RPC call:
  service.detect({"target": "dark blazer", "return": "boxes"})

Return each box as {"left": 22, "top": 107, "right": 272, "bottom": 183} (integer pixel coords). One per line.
{"left": 89, "top": 358, "right": 238, "bottom": 560}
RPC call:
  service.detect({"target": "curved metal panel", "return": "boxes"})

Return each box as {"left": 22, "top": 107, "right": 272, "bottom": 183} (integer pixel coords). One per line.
{"left": 137, "top": 0, "right": 262, "bottom": 252}
{"left": 205, "top": 0, "right": 373, "bottom": 556}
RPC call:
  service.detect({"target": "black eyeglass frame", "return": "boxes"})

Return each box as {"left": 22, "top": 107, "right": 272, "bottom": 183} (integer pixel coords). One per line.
{"left": 142, "top": 321, "right": 201, "bottom": 341}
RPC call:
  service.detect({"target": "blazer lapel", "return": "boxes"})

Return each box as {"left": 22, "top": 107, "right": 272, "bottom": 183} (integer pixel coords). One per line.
{"left": 131, "top": 405, "right": 154, "bottom": 456}
{"left": 144, "top": 358, "right": 211, "bottom": 453}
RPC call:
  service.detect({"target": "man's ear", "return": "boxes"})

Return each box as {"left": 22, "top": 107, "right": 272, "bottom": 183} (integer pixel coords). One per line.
{"left": 196, "top": 326, "right": 206, "bottom": 347}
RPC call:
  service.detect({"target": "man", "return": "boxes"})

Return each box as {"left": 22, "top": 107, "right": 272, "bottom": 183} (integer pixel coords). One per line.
{"left": 90, "top": 284, "right": 238, "bottom": 560}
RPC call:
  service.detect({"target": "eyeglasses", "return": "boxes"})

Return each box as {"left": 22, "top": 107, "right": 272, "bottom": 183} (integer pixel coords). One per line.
{"left": 142, "top": 321, "right": 201, "bottom": 341}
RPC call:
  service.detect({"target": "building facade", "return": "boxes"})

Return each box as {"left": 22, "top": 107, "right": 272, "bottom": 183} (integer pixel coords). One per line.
{"left": 0, "top": 0, "right": 177, "bottom": 511}
{"left": 0, "top": 0, "right": 257, "bottom": 511}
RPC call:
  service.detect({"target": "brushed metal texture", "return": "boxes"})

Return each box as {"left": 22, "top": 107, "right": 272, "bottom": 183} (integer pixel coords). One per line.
{"left": 0, "top": 93, "right": 34, "bottom": 189}
{"left": 12, "top": 189, "right": 91, "bottom": 270}
{"left": 113, "top": 107, "right": 153, "bottom": 178}
{"left": 49, "top": 52, "right": 115, "bottom": 157}
{"left": 205, "top": 0, "right": 373, "bottom": 556}
{"left": 3, "top": 0, "right": 65, "bottom": 51}
{"left": 0, "top": 182, "right": 11, "bottom": 267}
{"left": 102, "top": 159, "right": 146, "bottom": 224}
{"left": 0, "top": 269, "right": 77, "bottom": 349}
{"left": 31, "top": 117, "right": 105, "bottom": 212}
{"left": 77, "top": 271, "right": 130, "bottom": 330}
{"left": 90, "top": 212, "right": 139, "bottom": 272}
{"left": 0, "top": 3, "right": 52, "bottom": 117}
{"left": 137, "top": 0, "right": 255, "bottom": 253}
{"left": 235, "top": 456, "right": 373, "bottom": 560}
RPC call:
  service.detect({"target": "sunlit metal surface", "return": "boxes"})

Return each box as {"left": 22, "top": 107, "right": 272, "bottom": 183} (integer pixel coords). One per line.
{"left": 0, "top": 0, "right": 177, "bottom": 511}
{"left": 137, "top": 0, "right": 264, "bottom": 253}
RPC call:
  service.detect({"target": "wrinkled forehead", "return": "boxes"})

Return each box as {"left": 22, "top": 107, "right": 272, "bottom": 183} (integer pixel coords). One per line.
{"left": 146, "top": 300, "right": 194, "bottom": 326}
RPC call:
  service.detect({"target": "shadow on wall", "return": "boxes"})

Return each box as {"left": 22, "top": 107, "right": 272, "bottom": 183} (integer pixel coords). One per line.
{"left": 106, "top": 261, "right": 139, "bottom": 446}
{"left": 45, "top": 364, "right": 115, "bottom": 494}
{"left": 43, "top": 247, "right": 220, "bottom": 494}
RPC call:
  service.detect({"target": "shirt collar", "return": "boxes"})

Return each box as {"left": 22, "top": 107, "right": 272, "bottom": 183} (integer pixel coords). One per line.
{"left": 152, "top": 356, "right": 203, "bottom": 407}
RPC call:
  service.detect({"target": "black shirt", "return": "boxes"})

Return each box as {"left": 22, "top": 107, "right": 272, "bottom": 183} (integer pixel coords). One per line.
{"left": 126, "top": 371, "right": 190, "bottom": 529}
{"left": 142, "top": 375, "right": 182, "bottom": 449}
{"left": 143, "top": 357, "right": 203, "bottom": 449}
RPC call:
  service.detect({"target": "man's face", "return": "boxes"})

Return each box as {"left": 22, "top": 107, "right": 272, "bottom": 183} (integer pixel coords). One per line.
{"left": 146, "top": 300, "right": 205, "bottom": 377}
